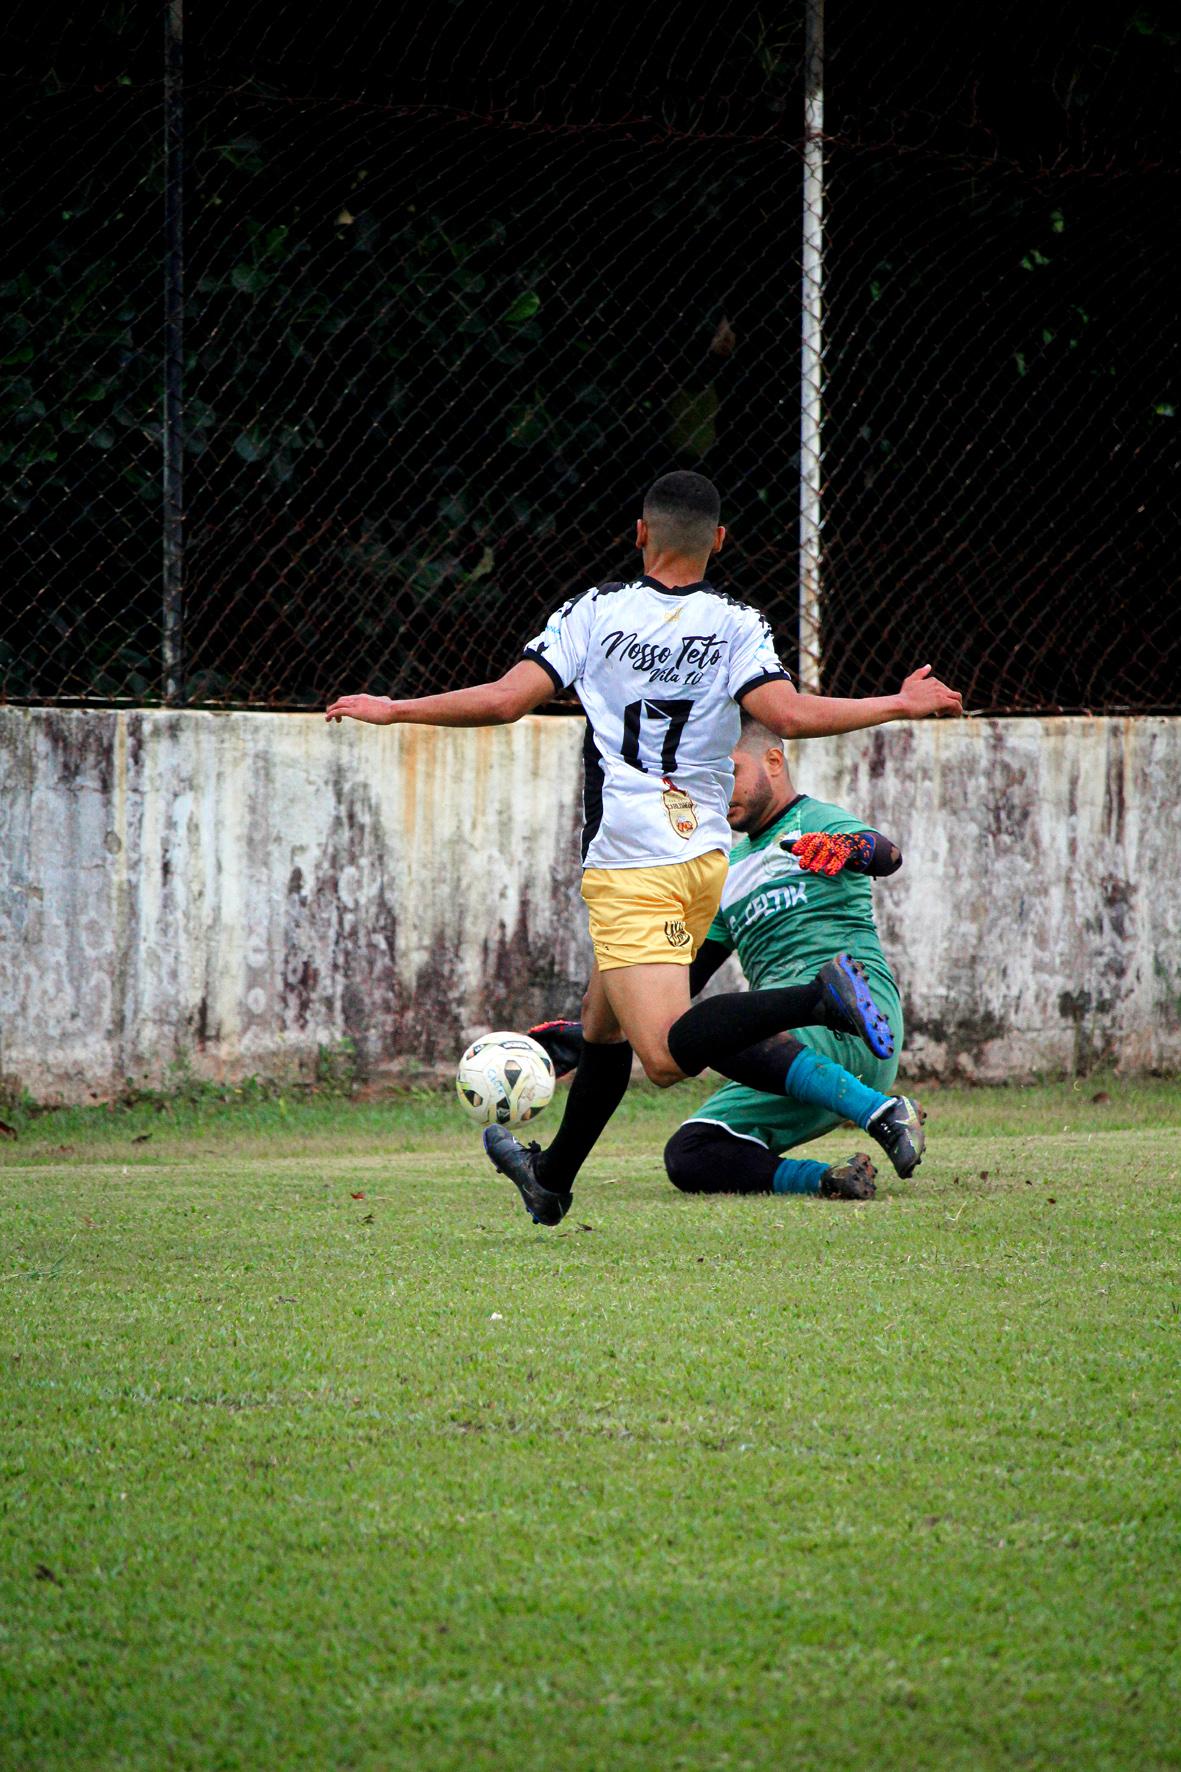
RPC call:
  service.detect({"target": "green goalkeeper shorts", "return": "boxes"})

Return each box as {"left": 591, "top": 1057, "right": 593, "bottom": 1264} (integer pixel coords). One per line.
{"left": 684, "top": 1023, "right": 901, "bottom": 1155}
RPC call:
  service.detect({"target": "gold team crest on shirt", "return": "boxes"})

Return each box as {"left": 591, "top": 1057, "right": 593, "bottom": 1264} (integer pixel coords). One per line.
{"left": 661, "top": 777, "right": 698, "bottom": 840}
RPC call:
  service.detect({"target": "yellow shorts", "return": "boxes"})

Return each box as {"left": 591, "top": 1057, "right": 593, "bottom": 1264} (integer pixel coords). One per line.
{"left": 580, "top": 850, "right": 729, "bottom": 972}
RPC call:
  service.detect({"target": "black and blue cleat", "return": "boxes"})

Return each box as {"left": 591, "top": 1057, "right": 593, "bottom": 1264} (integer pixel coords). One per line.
{"left": 482, "top": 1125, "right": 572, "bottom": 1226}
{"left": 816, "top": 952, "right": 896, "bottom": 1060}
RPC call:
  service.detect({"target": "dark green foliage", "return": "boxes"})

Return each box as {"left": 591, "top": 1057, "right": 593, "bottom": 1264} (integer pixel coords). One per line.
{"left": 1, "top": 2, "right": 1177, "bottom": 708}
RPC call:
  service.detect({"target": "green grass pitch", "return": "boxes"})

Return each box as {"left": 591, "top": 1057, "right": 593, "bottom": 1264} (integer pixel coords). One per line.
{"left": 1, "top": 1077, "right": 1179, "bottom": 1770}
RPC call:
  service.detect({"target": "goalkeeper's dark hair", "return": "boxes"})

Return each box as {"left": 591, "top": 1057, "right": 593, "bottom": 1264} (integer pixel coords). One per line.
{"left": 642, "top": 470, "right": 721, "bottom": 555}
{"left": 736, "top": 711, "right": 783, "bottom": 756}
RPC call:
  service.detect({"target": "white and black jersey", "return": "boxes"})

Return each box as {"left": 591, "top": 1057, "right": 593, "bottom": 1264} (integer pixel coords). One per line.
{"left": 523, "top": 575, "right": 790, "bottom": 869}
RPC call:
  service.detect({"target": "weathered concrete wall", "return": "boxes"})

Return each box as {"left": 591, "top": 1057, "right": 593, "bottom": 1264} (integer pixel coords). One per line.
{"left": 1, "top": 708, "right": 1179, "bottom": 1099}
{"left": 792, "top": 717, "right": 1181, "bottom": 1080}
{"left": 0, "top": 710, "right": 590, "bottom": 1100}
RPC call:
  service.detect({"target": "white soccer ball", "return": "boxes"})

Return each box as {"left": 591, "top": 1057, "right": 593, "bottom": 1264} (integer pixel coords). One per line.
{"left": 455, "top": 1031, "right": 556, "bottom": 1129}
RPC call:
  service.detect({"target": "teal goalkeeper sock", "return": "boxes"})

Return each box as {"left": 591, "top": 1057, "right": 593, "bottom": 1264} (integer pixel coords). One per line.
{"left": 772, "top": 1157, "right": 831, "bottom": 1196}
{"left": 784, "top": 1048, "right": 892, "bottom": 1130}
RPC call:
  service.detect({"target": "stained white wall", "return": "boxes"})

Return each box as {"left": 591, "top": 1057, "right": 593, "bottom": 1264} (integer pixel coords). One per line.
{"left": 793, "top": 716, "right": 1181, "bottom": 1079}
{"left": 1, "top": 708, "right": 1178, "bottom": 1100}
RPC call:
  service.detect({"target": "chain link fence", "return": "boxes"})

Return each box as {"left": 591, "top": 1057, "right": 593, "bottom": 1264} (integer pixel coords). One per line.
{"left": 2, "top": 0, "right": 1177, "bottom": 712}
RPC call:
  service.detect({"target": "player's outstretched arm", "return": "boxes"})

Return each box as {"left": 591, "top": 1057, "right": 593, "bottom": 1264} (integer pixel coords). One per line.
{"left": 326, "top": 660, "right": 556, "bottom": 729}
{"left": 742, "top": 665, "right": 962, "bottom": 740}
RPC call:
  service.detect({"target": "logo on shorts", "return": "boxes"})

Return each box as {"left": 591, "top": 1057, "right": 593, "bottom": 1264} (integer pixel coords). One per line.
{"left": 664, "top": 919, "right": 691, "bottom": 948}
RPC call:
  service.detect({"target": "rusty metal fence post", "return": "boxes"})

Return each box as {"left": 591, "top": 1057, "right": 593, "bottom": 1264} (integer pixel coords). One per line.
{"left": 798, "top": 0, "right": 824, "bottom": 695}
{"left": 162, "top": 0, "right": 185, "bottom": 703}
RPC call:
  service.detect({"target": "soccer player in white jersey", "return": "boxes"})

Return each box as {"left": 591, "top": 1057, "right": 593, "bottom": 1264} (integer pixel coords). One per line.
{"left": 328, "top": 471, "right": 961, "bottom": 1225}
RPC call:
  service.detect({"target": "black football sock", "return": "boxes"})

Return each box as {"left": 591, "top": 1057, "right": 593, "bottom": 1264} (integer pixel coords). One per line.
{"left": 706, "top": 1034, "right": 804, "bottom": 1094}
{"left": 534, "top": 1039, "right": 633, "bottom": 1193}
{"left": 666, "top": 982, "right": 827, "bottom": 1078}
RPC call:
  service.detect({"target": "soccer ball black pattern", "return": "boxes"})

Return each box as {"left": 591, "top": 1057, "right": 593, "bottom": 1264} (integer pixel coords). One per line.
{"left": 455, "top": 1032, "right": 556, "bottom": 1129}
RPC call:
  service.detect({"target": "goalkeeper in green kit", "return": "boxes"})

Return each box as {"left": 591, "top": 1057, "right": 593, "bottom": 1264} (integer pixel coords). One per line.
{"left": 530, "top": 714, "right": 923, "bottom": 1200}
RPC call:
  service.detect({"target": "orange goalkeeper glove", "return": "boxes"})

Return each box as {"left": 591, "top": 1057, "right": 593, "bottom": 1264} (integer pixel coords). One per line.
{"left": 789, "top": 831, "right": 874, "bottom": 876}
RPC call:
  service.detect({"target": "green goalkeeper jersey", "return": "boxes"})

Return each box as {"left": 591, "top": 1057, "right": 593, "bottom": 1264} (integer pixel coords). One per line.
{"left": 707, "top": 793, "right": 901, "bottom": 1029}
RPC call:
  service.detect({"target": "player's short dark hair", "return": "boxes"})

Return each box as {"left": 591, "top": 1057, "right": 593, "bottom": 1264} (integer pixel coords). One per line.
{"left": 642, "top": 471, "right": 722, "bottom": 555}
{"left": 736, "top": 711, "right": 783, "bottom": 756}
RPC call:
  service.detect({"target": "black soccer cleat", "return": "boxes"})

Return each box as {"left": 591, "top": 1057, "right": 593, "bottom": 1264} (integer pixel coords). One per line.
{"left": 482, "top": 1125, "right": 572, "bottom": 1226}
{"left": 527, "top": 1018, "right": 585, "bottom": 1080}
{"left": 819, "top": 1152, "right": 878, "bottom": 1200}
{"left": 864, "top": 1095, "right": 926, "bottom": 1178}
{"left": 816, "top": 953, "right": 896, "bottom": 1060}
